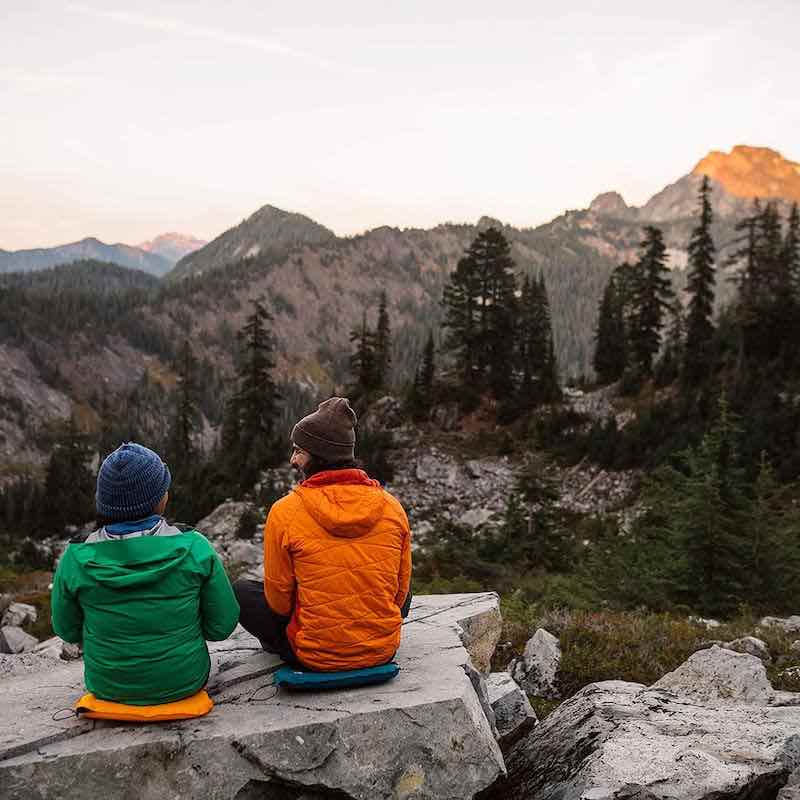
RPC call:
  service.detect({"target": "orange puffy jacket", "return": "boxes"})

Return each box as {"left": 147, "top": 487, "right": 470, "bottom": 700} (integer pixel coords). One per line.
{"left": 263, "top": 468, "right": 412, "bottom": 671}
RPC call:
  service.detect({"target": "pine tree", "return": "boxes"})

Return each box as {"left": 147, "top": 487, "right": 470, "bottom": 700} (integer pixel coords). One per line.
{"left": 409, "top": 331, "right": 436, "bottom": 422}
{"left": 593, "top": 270, "right": 627, "bottom": 385}
{"left": 420, "top": 330, "right": 435, "bottom": 393}
{"left": 166, "top": 340, "right": 202, "bottom": 519}
{"left": 373, "top": 291, "right": 392, "bottom": 391}
{"left": 483, "top": 233, "right": 518, "bottom": 399}
{"left": 538, "top": 274, "right": 561, "bottom": 402}
{"left": 628, "top": 226, "right": 673, "bottom": 377}
{"left": 442, "top": 227, "right": 517, "bottom": 396}
{"left": 656, "top": 297, "right": 686, "bottom": 386}
{"left": 168, "top": 340, "right": 200, "bottom": 470}
{"left": 442, "top": 252, "right": 480, "bottom": 384}
{"left": 784, "top": 203, "right": 800, "bottom": 292}
{"left": 514, "top": 459, "right": 572, "bottom": 571}
{"left": 684, "top": 176, "right": 716, "bottom": 383}
{"left": 641, "top": 395, "right": 750, "bottom": 615}
{"left": 235, "top": 297, "right": 280, "bottom": 485}
{"left": 349, "top": 312, "right": 377, "bottom": 398}
{"left": 747, "top": 454, "right": 800, "bottom": 611}
{"left": 517, "top": 272, "right": 559, "bottom": 405}
{"left": 41, "top": 416, "right": 95, "bottom": 534}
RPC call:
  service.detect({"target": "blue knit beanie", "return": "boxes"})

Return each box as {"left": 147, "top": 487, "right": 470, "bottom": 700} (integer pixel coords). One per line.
{"left": 96, "top": 443, "right": 172, "bottom": 522}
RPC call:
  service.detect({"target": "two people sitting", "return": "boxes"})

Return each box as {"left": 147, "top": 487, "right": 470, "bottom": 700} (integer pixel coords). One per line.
{"left": 51, "top": 397, "right": 412, "bottom": 706}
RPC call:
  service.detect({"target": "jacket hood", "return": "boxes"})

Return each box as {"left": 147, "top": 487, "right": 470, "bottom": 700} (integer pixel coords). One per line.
{"left": 71, "top": 537, "right": 191, "bottom": 589}
{"left": 293, "top": 469, "right": 386, "bottom": 538}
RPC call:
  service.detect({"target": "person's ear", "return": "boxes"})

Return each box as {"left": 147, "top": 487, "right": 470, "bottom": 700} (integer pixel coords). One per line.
{"left": 155, "top": 492, "right": 169, "bottom": 515}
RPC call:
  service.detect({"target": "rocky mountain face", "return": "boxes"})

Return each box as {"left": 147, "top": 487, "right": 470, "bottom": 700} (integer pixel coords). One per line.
{"left": 3, "top": 146, "right": 799, "bottom": 472}
{"left": 137, "top": 232, "right": 206, "bottom": 265}
{"left": 0, "top": 238, "right": 171, "bottom": 276}
{"left": 695, "top": 145, "right": 800, "bottom": 204}
{"left": 168, "top": 204, "right": 337, "bottom": 280}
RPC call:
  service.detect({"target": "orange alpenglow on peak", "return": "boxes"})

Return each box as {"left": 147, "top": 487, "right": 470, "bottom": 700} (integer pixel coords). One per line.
{"left": 692, "top": 145, "right": 800, "bottom": 203}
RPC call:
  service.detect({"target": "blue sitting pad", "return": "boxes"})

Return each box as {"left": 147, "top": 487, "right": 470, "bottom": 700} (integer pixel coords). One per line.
{"left": 274, "top": 662, "right": 400, "bottom": 691}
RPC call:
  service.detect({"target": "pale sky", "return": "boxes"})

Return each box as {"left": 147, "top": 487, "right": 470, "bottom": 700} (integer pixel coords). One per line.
{"left": 2, "top": 1, "right": 799, "bottom": 249}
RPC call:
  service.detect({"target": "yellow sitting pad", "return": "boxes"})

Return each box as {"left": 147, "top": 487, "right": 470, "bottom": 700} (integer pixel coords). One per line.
{"left": 75, "top": 690, "right": 213, "bottom": 722}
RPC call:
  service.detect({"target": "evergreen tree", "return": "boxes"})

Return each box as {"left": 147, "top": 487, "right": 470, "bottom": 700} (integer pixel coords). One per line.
{"left": 746, "top": 454, "right": 800, "bottom": 611}
{"left": 484, "top": 239, "right": 517, "bottom": 399}
{"left": 420, "top": 330, "right": 436, "bottom": 393}
{"left": 539, "top": 273, "right": 561, "bottom": 402}
{"left": 168, "top": 340, "right": 200, "bottom": 470}
{"left": 783, "top": 203, "right": 800, "bottom": 292}
{"left": 517, "top": 272, "right": 559, "bottom": 406}
{"left": 628, "top": 226, "right": 673, "bottom": 377}
{"left": 513, "top": 459, "right": 573, "bottom": 571}
{"left": 373, "top": 291, "right": 392, "bottom": 391}
{"left": 166, "top": 340, "right": 202, "bottom": 519}
{"left": 441, "top": 250, "right": 480, "bottom": 385}
{"left": 442, "top": 227, "right": 517, "bottom": 397}
{"left": 41, "top": 416, "right": 95, "bottom": 535}
{"left": 729, "top": 201, "right": 790, "bottom": 363}
{"left": 235, "top": 297, "right": 280, "bottom": 485}
{"left": 409, "top": 331, "right": 436, "bottom": 421}
{"left": 641, "top": 395, "right": 750, "bottom": 615}
{"left": 655, "top": 297, "right": 686, "bottom": 386}
{"left": 593, "top": 270, "right": 627, "bottom": 384}
{"left": 349, "top": 312, "right": 377, "bottom": 398}
{"left": 684, "top": 175, "right": 716, "bottom": 383}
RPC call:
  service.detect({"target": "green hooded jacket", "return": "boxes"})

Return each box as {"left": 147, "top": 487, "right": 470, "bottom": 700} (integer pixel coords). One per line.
{"left": 51, "top": 523, "right": 239, "bottom": 705}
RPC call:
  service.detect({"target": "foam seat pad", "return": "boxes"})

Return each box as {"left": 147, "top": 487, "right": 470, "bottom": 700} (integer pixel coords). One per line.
{"left": 75, "top": 689, "right": 213, "bottom": 721}
{"left": 274, "top": 662, "right": 400, "bottom": 691}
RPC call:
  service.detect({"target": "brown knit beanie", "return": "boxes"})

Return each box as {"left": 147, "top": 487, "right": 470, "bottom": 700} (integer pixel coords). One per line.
{"left": 291, "top": 397, "right": 357, "bottom": 462}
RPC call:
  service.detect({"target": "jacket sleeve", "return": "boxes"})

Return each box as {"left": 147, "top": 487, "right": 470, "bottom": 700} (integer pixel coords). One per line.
{"left": 394, "top": 512, "right": 412, "bottom": 613}
{"left": 263, "top": 503, "right": 295, "bottom": 617}
{"left": 199, "top": 545, "right": 240, "bottom": 641}
{"left": 50, "top": 549, "right": 83, "bottom": 644}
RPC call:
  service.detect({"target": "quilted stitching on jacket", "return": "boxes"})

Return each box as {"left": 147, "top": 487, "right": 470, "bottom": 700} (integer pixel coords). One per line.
{"left": 263, "top": 469, "right": 412, "bottom": 671}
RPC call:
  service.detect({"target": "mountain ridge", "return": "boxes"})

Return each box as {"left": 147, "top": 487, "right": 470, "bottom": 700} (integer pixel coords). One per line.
{"left": 137, "top": 233, "right": 207, "bottom": 265}
{"left": 0, "top": 237, "right": 172, "bottom": 277}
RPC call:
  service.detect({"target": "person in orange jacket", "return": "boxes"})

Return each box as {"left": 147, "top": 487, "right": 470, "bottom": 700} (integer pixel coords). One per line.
{"left": 233, "top": 397, "right": 412, "bottom": 671}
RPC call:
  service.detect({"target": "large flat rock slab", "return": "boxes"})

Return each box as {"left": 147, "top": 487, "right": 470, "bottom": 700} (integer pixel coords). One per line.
{"left": 0, "top": 593, "right": 504, "bottom": 800}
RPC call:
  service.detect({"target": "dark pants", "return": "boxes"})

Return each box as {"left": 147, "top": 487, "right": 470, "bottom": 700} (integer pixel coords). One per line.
{"left": 233, "top": 578, "right": 298, "bottom": 665}
{"left": 232, "top": 578, "right": 413, "bottom": 666}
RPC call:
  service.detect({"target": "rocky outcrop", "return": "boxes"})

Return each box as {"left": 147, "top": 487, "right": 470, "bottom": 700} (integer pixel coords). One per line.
{"left": 780, "top": 767, "right": 800, "bottom": 799}
{"left": 761, "top": 615, "right": 800, "bottom": 634}
{"left": 0, "top": 593, "right": 505, "bottom": 800}
{"left": 723, "top": 635, "right": 772, "bottom": 663}
{"left": 1, "top": 602, "right": 37, "bottom": 628}
{"left": 483, "top": 645, "right": 800, "bottom": 799}
{"left": 509, "top": 628, "right": 561, "bottom": 699}
{"left": 693, "top": 145, "right": 800, "bottom": 204}
{"left": 0, "top": 626, "right": 38, "bottom": 654}
{"left": 486, "top": 673, "right": 538, "bottom": 747}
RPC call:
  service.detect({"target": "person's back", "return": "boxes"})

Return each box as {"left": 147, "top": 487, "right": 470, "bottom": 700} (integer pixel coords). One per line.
{"left": 268, "top": 467, "right": 410, "bottom": 670}
{"left": 51, "top": 443, "right": 239, "bottom": 705}
{"left": 234, "top": 397, "right": 412, "bottom": 671}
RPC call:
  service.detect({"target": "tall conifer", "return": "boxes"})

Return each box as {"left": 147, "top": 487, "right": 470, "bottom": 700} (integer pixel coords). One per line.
{"left": 442, "top": 227, "right": 518, "bottom": 397}
{"left": 628, "top": 226, "right": 673, "bottom": 376}
{"left": 235, "top": 297, "right": 280, "bottom": 484}
{"left": 374, "top": 291, "right": 392, "bottom": 391}
{"left": 593, "top": 271, "right": 627, "bottom": 384}
{"left": 684, "top": 176, "right": 716, "bottom": 383}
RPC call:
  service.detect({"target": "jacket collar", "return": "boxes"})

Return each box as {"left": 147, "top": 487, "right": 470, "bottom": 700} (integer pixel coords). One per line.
{"left": 300, "top": 468, "right": 379, "bottom": 489}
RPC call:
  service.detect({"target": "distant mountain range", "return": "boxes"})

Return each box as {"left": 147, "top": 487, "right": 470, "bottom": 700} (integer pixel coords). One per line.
{"left": 169, "top": 205, "right": 335, "bottom": 280}
{"left": 137, "top": 233, "right": 207, "bottom": 265}
{"left": 2, "top": 144, "right": 799, "bottom": 470}
{"left": 0, "top": 232, "right": 206, "bottom": 276}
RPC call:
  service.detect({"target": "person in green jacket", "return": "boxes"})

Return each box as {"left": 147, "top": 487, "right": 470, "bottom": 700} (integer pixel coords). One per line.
{"left": 51, "top": 442, "right": 239, "bottom": 705}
